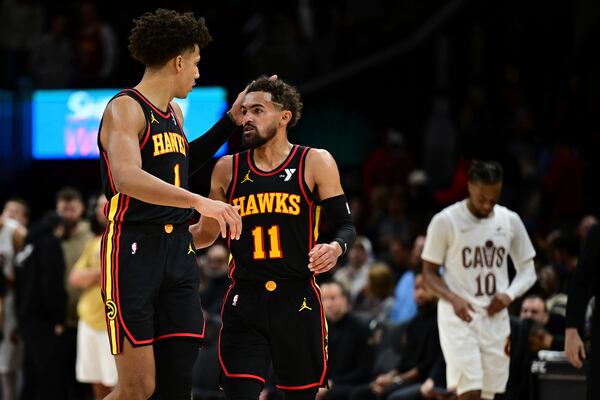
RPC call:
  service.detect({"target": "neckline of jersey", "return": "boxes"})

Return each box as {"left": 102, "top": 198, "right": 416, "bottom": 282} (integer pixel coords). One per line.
{"left": 248, "top": 144, "right": 299, "bottom": 176}
{"left": 129, "top": 88, "right": 172, "bottom": 118}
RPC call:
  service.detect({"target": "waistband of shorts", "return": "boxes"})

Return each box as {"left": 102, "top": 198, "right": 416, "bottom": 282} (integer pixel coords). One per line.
{"left": 233, "top": 277, "right": 314, "bottom": 290}
{"left": 111, "top": 221, "right": 190, "bottom": 235}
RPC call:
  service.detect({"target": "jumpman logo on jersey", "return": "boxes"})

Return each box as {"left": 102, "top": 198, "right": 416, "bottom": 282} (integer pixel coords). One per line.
{"left": 298, "top": 297, "right": 312, "bottom": 312}
{"left": 188, "top": 243, "right": 196, "bottom": 255}
{"left": 241, "top": 170, "right": 254, "bottom": 184}
{"left": 150, "top": 110, "right": 159, "bottom": 124}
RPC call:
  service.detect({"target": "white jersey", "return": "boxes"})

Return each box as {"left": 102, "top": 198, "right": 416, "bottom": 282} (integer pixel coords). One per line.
{"left": 422, "top": 200, "right": 536, "bottom": 308}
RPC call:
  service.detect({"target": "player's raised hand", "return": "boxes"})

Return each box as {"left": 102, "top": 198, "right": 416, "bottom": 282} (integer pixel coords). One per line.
{"left": 227, "top": 74, "right": 278, "bottom": 124}
{"left": 308, "top": 242, "right": 342, "bottom": 275}
{"left": 450, "top": 295, "right": 475, "bottom": 323}
{"left": 195, "top": 197, "right": 242, "bottom": 240}
{"left": 487, "top": 293, "right": 511, "bottom": 316}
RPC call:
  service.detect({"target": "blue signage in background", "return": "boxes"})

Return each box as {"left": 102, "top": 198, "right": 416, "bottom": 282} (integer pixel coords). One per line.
{"left": 32, "top": 87, "right": 228, "bottom": 159}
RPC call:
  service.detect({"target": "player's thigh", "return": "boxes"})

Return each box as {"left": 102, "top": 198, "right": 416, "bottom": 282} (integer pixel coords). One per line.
{"left": 220, "top": 284, "right": 271, "bottom": 382}
{"left": 269, "top": 281, "right": 326, "bottom": 389}
{"left": 437, "top": 300, "right": 483, "bottom": 393}
{"left": 480, "top": 337, "right": 509, "bottom": 395}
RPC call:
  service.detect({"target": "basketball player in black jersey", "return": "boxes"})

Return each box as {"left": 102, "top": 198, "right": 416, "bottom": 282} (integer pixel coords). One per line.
{"left": 98, "top": 9, "right": 250, "bottom": 400}
{"left": 190, "top": 77, "right": 356, "bottom": 400}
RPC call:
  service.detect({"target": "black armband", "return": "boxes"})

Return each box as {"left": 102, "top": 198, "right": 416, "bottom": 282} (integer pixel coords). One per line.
{"left": 188, "top": 115, "right": 242, "bottom": 176}
{"left": 321, "top": 194, "right": 356, "bottom": 255}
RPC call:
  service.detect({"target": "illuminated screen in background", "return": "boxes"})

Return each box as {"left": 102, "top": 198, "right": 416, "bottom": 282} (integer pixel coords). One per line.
{"left": 32, "top": 88, "right": 228, "bottom": 159}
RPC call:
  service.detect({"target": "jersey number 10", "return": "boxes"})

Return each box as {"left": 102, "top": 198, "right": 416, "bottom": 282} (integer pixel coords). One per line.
{"left": 252, "top": 225, "right": 283, "bottom": 260}
{"left": 475, "top": 273, "right": 497, "bottom": 296}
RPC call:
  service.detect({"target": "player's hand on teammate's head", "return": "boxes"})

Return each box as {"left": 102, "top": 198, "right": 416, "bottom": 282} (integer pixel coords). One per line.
{"left": 308, "top": 242, "right": 342, "bottom": 275}
{"left": 228, "top": 74, "right": 278, "bottom": 125}
{"left": 195, "top": 197, "right": 242, "bottom": 240}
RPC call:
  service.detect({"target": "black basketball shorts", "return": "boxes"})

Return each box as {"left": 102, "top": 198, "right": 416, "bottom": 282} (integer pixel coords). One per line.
{"left": 100, "top": 222, "right": 205, "bottom": 355}
{"left": 218, "top": 278, "right": 328, "bottom": 390}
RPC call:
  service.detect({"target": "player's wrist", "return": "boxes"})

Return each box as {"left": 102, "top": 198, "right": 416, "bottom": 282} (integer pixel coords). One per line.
{"left": 330, "top": 241, "right": 343, "bottom": 257}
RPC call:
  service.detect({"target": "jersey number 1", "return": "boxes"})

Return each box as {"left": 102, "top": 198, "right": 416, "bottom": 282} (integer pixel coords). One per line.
{"left": 173, "top": 163, "right": 180, "bottom": 187}
{"left": 252, "top": 225, "right": 283, "bottom": 260}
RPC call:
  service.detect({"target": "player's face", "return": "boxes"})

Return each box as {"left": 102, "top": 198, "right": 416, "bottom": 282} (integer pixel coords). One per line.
{"left": 413, "top": 274, "right": 436, "bottom": 306}
{"left": 240, "top": 91, "right": 288, "bottom": 149}
{"left": 174, "top": 44, "right": 200, "bottom": 99}
{"left": 321, "top": 283, "right": 348, "bottom": 323}
{"left": 467, "top": 181, "right": 502, "bottom": 218}
{"left": 520, "top": 298, "right": 548, "bottom": 324}
{"left": 1, "top": 201, "right": 28, "bottom": 226}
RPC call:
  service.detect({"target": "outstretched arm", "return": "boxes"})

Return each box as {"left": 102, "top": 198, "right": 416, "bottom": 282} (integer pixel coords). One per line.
{"left": 305, "top": 149, "right": 356, "bottom": 274}
{"left": 101, "top": 96, "right": 241, "bottom": 239}
{"left": 189, "top": 156, "right": 233, "bottom": 249}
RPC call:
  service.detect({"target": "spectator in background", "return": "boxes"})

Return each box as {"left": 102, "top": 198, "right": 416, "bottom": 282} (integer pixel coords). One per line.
{"left": 349, "top": 272, "right": 439, "bottom": 400}
{"left": 317, "top": 281, "right": 374, "bottom": 400}
{"left": 520, "top": 295, "right": 564, "bottom": 352}
{"left": 389, "top": 236, "right": 425, "bottom": 326}
{"left": 55, "top": 187, "right": 93, "bottom": 399}
{"left": 576, "top": 214, "right": 597, "bottom": 241}
{"left": 16, "top": 212, "right": 67, "bottom": 400}
{"left": 68, "top": 194, "right": 117, "bottom": 399}
{"left": 363, "top": 129, "right": 415, "bottom": 203}
{"left": 334, "top": 236, "right": 374, "bottom": 305}
{"left": 373, "top": 187, "right": 411, "bottom": 252}
{"left": 0, "top": 200, "right": 27, "bottom": 400}
{"left": 31, "top": 14, "right": 74, "bottom": 88}
{"left": 355, "top": 263, "right": 396, "bottom": 327}
{"left": 1, "top": 198, "right": 29, "bottom": 227}
{"left": 198, "top": 242, "right": 230, "bottom": 318}
{"left": 383, "top": 236, "right": 410, "bottom": 282}
{"left": 76, "top": 1, "right": 117, "bottom": 86}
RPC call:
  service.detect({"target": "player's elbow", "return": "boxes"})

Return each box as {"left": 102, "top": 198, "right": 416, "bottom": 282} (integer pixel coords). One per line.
{"left": 112, "top": 166, "right": 136, "bottom": 195}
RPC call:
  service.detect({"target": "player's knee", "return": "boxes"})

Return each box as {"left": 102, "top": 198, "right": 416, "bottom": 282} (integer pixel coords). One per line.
{"left": 118, "top": 375, "right": 155, "bottom": 400}
{"left": 282, "top": 388, "right": 318, "bottom": 400}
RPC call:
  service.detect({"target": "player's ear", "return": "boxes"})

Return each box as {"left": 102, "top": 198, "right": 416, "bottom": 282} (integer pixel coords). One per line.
{"left": 280, "top": 110, "right": 292, "bottom": 126}
{"left": 174, "top": 55, "right": 183, "bottom": 72}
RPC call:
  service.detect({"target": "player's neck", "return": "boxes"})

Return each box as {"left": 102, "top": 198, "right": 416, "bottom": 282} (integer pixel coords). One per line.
{"left": 135, "top": 70, "right": 175, "bottom": 112}
{"left": 253, "top": 136, "right": 293, "bottom": 171}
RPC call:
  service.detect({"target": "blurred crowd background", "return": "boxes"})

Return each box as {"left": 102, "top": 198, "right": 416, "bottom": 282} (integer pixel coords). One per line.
{"left": 0, "top": 0, "right": 598, "bottom": 399}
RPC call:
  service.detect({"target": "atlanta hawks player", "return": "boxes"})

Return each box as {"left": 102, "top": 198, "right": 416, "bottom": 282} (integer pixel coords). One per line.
{"left": 421, "top": 161, "right": 536, "bottom": 400}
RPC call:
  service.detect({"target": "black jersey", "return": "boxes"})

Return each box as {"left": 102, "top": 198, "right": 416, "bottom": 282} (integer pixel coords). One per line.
{"left": 226, "top": 145, "right": 321, "bottom": 281}
{"left": 98, "top": 88, "right": 193, "bottom": 225}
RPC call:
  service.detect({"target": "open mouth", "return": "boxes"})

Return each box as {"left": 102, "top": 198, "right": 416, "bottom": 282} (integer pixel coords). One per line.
{"left": 243, "top": 125, "right": 256, "bottom": 133}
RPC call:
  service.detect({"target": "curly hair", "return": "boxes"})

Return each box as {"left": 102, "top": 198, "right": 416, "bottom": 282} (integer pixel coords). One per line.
{"left": 128, "top": 8, "right": 212, "bottom": 67}
{"left": 246, "top": 77, "right": 303, "bottom": 128}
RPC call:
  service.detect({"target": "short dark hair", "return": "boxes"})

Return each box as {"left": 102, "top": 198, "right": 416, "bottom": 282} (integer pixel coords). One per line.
{"left": 246, "top": 77, "right": 303, "bottom": 128}
{"left": 56, "top": 187, "right": 83, "bottom": 203}
{"left": 468, "top": 160, "right": 503, "bottom": 184}
{"left": 128, "top": 8, "right": 212, "bottom": 67}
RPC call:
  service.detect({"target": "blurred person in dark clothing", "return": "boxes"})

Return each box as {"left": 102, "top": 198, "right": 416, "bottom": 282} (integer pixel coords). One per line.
{"left": 16, "top": 212, "right": 68, "bottom": 400}
{"left": 316, "top": 281, "right": 374, "bottom": 400}
{"left": 198, "top": 242, "right": 230, "bottom": 318}
{"left": 565, "top": 224, "right": 599, "bottom": 400}
{"left": 349, "top": 273, "right": 440, "bottom": 400}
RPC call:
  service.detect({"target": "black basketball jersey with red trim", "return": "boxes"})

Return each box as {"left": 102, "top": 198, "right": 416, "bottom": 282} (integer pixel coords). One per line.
{"left": 226, "top": 145, "right": 321, "bottom": 281}
{"left": 98, "top": 88, "right": 193, "bottom": 225}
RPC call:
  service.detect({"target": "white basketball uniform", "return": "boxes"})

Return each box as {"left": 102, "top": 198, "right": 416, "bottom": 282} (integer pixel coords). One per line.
{"left": 0, "top": 218, "right": 21, "bottom": 374}
{"left": 422, "top": 200, "right": 536, "bottom": 397}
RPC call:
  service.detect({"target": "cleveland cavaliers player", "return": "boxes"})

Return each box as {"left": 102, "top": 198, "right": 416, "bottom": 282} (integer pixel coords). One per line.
{"left": 421, "top": 161, "right": 536, "bottom": 400}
